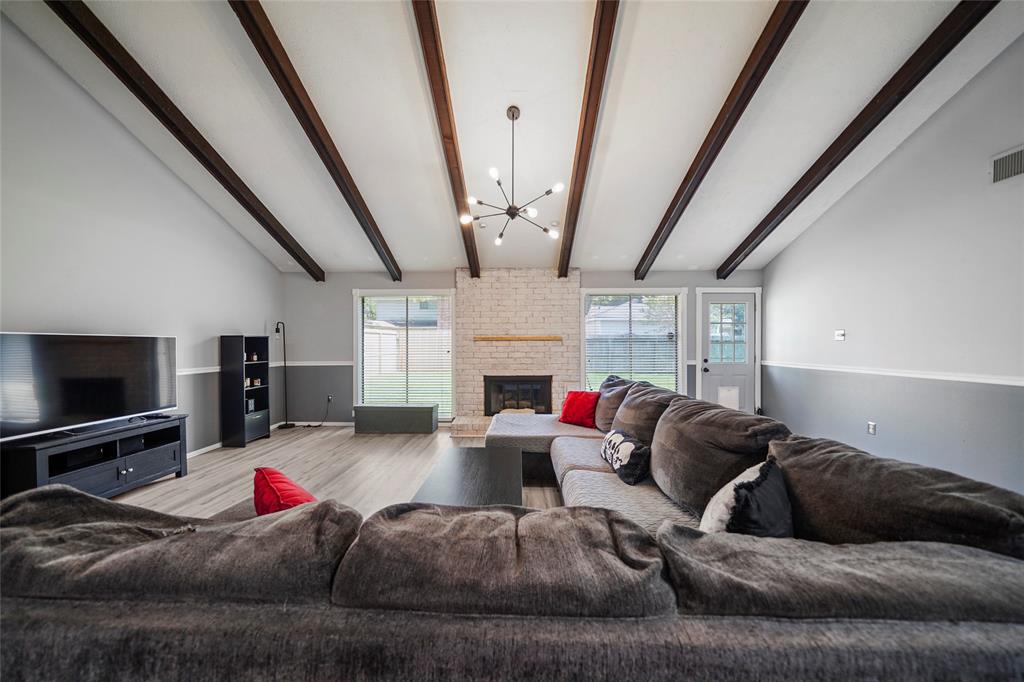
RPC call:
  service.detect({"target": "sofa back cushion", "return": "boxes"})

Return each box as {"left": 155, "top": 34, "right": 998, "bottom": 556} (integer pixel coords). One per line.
{"left": 650, "top": 398, "right": 791, "bottom": 511}
{"left": 0, "top": 485, "right": 362, "bottom": 604}
{"left": 610, "top": 382, "right": 681, "bottom": 445}
{"left": 772, "top": 436, "right": 1024, "bottom": 559}
{"left": 333, "top": 503, "right": 676, "bottom": 617}
{"left": 594, "top": 375, "right": 635, "bottom": 432}
{"left": 657, "top": 523, "right": 1024, "bottom": 622}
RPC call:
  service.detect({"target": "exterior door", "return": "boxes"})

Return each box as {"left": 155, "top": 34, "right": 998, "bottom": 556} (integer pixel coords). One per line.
{"left": 700, "top": 292, "right": 756, "bottom": 413}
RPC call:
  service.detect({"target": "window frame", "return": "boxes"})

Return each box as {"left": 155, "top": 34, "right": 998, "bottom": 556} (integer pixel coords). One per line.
{"left": 579, "top": 288, "right": 687, "bottom": 396}
{"left": 353, "top": 288, "right": 456, "bottom": 420}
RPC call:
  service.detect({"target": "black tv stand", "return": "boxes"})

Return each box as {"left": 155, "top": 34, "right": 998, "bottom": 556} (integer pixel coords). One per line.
{"left": 1, "top": 415, "right": 188, "bottom": 499}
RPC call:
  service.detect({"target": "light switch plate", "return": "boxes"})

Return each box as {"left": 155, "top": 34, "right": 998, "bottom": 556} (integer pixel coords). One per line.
{"left": 834, "top": 329, "right": 846, "bottom": 341}
{"left": 867, "top": 421, "right": 877, "bottom": 435}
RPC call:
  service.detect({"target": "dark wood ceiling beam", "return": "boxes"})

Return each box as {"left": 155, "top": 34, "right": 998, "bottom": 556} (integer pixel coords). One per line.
{"left": 411, "top": 0, "right": 480, "bottom": 278}
{"left": 634, "top": 1, "right": 807, "bottom": 280}
{"left": 230, "top": 0, "right": 402, "bottom": 281}
{"left": 558, "top": 0, "right": 619, "bottom": 278}
{"left": 44, "top": 0, "right": 325, "bottom": 281}
{"left": 716, "top": 0, "right": 998, "bottom": 279}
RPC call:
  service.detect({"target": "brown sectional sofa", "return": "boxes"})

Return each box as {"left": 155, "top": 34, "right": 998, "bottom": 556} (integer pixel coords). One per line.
{"left": 3, "top": 376, "right": 1023, "bottom": 679}
{"left": 485, "top": 375, "right": 790, "bottom": 532}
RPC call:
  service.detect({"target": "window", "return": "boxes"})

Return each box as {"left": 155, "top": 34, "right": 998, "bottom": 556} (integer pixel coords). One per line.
{"left": 708, "top": 302, "right": 747, "bottom": 363}
{"left": 358, "top": 293, "right": 453, "bottom": 419}
{"left": 583, "top": 292, "right": 680, "bottom": 392}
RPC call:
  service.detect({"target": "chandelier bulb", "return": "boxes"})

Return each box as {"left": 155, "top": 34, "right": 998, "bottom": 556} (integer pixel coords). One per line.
{"left": 459, "top": 214, "right": 473, "bottom": 225}
{"left": 526, "top": 207, "right": 538, "bottom": 218}
{"left": 494, "top": 235, "right": 503, "bottom": 246}
{"left": 549, "top": 229, "right": 560, "bottom": 239}
{"left": 467, "top": 196, "right": 478, "bottom": 205}
{"left": 488, "top": 167, "right": 500, "bottom": 181}
{"left": 552, "top": 182, "right": 565, "bottom": 193}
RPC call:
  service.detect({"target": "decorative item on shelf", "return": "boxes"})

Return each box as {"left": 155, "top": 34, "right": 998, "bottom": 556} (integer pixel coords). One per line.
{"left": 247, "top": 398, "right": 256, "bottom": 414}
{"left": 459, "top": 105, "right": 564, "bottom": 246}
{"left": 244, "top": 377, "right": 252, "bottom": 388}
{"left": 250, "top": 353, "right": 259, "bottom": 362}
{"left": 253, "top": 378, "right": 261, "bottom": 387}
{"left": 275, "top": 321, "right": 295, "bottom": 430}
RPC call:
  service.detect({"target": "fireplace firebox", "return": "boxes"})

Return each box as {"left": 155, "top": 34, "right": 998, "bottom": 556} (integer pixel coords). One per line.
{"left": 484, "top": 376, "right": 552, "bottom": 416}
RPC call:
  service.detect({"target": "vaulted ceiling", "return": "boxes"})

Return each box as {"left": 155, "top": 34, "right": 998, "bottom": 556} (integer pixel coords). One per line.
{"left": 4, "top": 1, "right": 1022, "bottom": 278}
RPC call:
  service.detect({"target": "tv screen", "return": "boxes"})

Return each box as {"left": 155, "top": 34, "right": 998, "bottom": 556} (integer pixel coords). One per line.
{"left": 0, "top": 333, "right": 176, "bottom": 442}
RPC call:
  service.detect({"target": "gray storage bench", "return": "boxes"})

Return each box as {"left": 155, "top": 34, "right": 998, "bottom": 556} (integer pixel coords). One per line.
{"left": 354, "top": 404, "right": 438, "bottom": 434}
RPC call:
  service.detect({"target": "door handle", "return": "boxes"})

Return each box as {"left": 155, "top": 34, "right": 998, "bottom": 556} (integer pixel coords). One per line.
{"left": 703, "top": 358, "right": 708, "bottom": 363}
{"left": 702, "top": 367, "right": 709, "bottom": 373}
{"left": 127, "top": 468, "right": 134, "bottom": 473}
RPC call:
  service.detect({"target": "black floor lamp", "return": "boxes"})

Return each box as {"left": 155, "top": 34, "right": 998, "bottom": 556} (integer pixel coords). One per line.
{"left": 275, "top": 321, "right": 295, "bottom": 429}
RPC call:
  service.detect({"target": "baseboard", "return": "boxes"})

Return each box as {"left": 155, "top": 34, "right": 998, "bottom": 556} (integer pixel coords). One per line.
{"left": 187, "top": 441, "right": 222, "bottom": 459}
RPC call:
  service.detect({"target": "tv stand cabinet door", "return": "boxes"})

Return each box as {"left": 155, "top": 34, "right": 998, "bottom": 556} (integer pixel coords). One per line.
{"left": 125, "top": 444, "right": 181, "bottom": 485}
{"left": 49, "top": 458, "right": 126, "bottom": 498}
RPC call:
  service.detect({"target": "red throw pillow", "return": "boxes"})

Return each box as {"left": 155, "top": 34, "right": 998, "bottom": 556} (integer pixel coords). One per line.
{"left": 253, "top": 467, "right": 317, "bottom": 516}
{"left": 559, "top": 391, "right": 601, "bottom": 429}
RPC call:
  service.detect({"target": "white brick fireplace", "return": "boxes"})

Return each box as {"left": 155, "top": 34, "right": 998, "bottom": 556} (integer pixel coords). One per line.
{"left": 454, "top": 268, "right": 581, "bottom": 422}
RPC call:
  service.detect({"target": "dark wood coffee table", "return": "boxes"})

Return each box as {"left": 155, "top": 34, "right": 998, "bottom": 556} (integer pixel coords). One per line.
{"left": 412, "top": 446, "right": 523, "bottom": 506}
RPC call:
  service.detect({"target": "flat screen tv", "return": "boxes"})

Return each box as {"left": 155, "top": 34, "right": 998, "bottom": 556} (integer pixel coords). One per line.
{"left": 0, "top": 333, "right": 176, "bottom": 442}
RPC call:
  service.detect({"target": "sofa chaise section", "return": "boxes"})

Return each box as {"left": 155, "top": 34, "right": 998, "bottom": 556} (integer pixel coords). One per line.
{"left": 485, "top": 413, "right": 604, "bottom": 482}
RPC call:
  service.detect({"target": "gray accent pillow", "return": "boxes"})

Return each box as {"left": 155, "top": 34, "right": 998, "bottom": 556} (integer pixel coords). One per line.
{"left": 610, "top": 382, "right": 681, "bottom": 445}
{"left": 333, "top": 503, "right": 676, "bottom": 617}
{"left": 772, "top": 436, "right": 1024, "bottom": 559}
{"left": 650, "top": 398, "right": 791, "bottom": 511}
{"left": 594, "top": 375, "right": 635, "bottom": 432}
{"left": 0, "top": 485, "right": 362, "bottom": 604}
{"left": 657, "top": 523, "right": 1024, "bottom": 623}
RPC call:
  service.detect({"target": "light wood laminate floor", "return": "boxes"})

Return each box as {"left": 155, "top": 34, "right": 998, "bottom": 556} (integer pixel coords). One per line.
{"left": 117, "top": 427, "right": 562, "bottom": 518}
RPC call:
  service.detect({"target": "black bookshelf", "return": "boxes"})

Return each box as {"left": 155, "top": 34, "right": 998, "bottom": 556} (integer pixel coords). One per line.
{"left": 220, "top": 335, "right": 271, "bottom": 447}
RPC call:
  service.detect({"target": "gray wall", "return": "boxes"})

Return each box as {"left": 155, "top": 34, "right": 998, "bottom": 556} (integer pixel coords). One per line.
{"left": 0, "top": 19, "right": 285, "bottom": 453}
{"left": 280, "top": 269, "right": 759, "bottom": 419}
{"left": 762, "top": 37, "right": 1024, "bottom": 491}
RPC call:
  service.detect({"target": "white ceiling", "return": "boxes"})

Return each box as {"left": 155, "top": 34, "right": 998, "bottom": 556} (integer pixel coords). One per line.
{"left": 436, "top": 0, "right": 594, "bottom": 267}
{"left": 3, "top": 0, "right": 1021, "bottom": 278}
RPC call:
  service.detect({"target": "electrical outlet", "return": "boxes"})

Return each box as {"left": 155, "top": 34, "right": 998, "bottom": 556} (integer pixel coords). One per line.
{"left": 327, "top": 394, "right": 334, "bottom": 403}
{"left": 867, "top": 421, "right": 877, "bottom": 436}
{"left": 834, "top": 329, "right": 846, "bottom": 341}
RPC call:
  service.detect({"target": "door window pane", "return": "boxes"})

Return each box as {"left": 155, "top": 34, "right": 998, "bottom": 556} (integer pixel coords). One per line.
{"left": 707, "top": 302, "right": 748, "bottom": 364}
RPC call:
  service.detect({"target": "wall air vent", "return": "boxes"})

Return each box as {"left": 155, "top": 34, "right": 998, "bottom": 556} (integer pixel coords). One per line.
{"left": 992, "top": 146, "right": 1023, "bottom": 183}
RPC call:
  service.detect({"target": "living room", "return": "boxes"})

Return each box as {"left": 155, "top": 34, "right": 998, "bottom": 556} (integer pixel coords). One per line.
{"left": 1, "top": 1, "right": 1022, "bottom": 679}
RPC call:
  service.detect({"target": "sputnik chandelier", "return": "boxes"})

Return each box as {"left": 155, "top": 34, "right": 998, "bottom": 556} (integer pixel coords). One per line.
{"left": 459, "top": 105, "right": 564, "bottom": 246}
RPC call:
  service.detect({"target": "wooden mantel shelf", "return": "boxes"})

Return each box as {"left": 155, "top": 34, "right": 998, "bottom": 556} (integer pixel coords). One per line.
{"left": 473, "top": 335, "right": 563, "bottom": 342}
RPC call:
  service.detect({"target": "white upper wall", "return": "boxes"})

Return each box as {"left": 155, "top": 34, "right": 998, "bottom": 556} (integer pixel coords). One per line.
{"left": 0, "top": 18, "right": 284, "bottom": 370}
{"left": 763, "top": 36, "right": 1024, "bottom": 381}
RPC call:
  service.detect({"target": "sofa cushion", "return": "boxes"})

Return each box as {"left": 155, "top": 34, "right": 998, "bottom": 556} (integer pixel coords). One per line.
{"left": 332, "top": 503, "right": 675, "bottom": 617}
{"left": 594, "top": 375, "right": 635, "bottom": 432}
{"left": 650, "top": 398, "right": 791, "bottom": 511}
{"left": 484, "top": 413, "right": 602, "bottom": 453}
{"left": 562, "top": 469, "right": 700, "bottom": 533}
{"left": 699, "top": 456, "right": 793, "bottom": 537}
{"left": 772, "top": 436, "right": 1024, "bottom": 559}
{"left": 657, "top": 523, "right": 1024, "bottom": 623}
{"left": 550, "top": 436, "right": 612, "bottom": 486}
{"left": 611, "top": 382, "right": 681, "bottom": 445}
{"left": 600, "top": 429, "right": 652, "bottom": 485}
{"left": 0, "top": 485, "right": 361, "bottom": 604}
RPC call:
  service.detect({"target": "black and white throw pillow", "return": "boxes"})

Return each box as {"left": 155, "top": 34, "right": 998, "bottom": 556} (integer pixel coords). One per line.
{"left": 699, "top": 456, "right": 793, "bottom": 537}
{"left": 600, "top": 430, "right": 651, "bottom": 485}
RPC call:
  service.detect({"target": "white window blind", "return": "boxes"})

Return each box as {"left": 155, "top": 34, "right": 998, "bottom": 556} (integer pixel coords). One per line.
{"left": 583, "top": 293, "right": 679, "bottom": 392}
{"left": 359, "top": 294, "right": 453, "bottom": 418}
